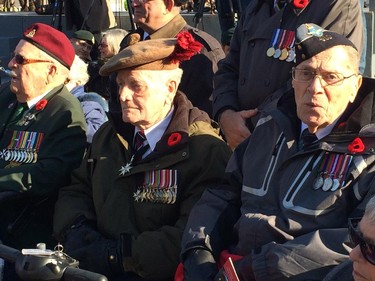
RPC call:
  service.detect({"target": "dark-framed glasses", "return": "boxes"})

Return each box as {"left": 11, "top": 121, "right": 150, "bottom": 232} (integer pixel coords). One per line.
{"left": 12, "top": 53, "right": 53, "bottom": 65}
{"left": 291, "top": 67, "right": 357, "bottom": 86}
{"left": 348, "top": 217, "right": 375, "bottom": 265}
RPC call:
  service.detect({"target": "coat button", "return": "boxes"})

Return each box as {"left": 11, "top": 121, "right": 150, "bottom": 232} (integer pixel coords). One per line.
{"left": 182, "top": 152, "right": 187, "bottom": 157}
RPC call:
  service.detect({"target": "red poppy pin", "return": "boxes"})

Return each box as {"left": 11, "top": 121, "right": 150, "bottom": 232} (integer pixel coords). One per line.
{"left": 168, "top": 133, "right": 182, "bottom": 147}
{"left": 348, "top": 137, "right": 365, "bottom": 153}
{"left": 35, "top": 99, "right": 48, "bottom": 111}
{"left": 293, "top": 0, "right": 309, "bottom": 9}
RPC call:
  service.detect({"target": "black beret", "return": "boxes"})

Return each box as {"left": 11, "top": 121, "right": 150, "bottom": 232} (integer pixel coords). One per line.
{"left": 295, "top": 23, "right": 357, "bottom": 65}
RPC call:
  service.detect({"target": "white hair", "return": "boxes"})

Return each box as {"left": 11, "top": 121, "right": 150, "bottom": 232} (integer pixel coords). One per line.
{"left": 65, "top": 55, "right": 90, "bottom": 91}
{"left": 364, "top": 195, "right": 375, "bottom": 224}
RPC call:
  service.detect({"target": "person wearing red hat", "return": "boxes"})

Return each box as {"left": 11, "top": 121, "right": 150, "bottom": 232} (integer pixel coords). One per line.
{"left": 0, "top": 22, "right": 87, "bottom": 263}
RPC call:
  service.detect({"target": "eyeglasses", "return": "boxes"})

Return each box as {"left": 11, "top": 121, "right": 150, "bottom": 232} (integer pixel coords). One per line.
{"left": 348, "top": 217, "right": 375, "bottom": 265}
{"left": 291, "top": 67, "right": 357, "bottom": 86}
{"left": 12, "top": 54, "right": 53, "bottom": 65}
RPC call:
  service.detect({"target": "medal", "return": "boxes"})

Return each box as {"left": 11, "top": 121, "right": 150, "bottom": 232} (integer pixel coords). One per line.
{"left": 273, "top": 48, "right": 282, "bottom": 58}
{"left": 279, "top": 48, "right": 289, "bottom": 60}
{"left": 266, "top": 47, "right": 276, "bottom": 57}
{"left": 266, "top": 29, "right": 280, "bottom": 58}
{"left": 313, "top": 175, "right": 324, "bottom": 190}
{"left": 322, "top": 177, "right": 333, "bottom": 191}
{"left": 331, "top": 179, "right": 341, "bottom": 191}
{"left": 286, "top": 49, "right": 296, "bottom": 62}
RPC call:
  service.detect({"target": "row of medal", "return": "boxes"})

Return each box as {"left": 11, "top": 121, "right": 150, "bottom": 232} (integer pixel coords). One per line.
{"left": 0, "top": 148, "right": 38, "bottom": 164}
{"left": 133, "top": 169, "right": 178, "bottom": 204}
{"left": 313, "top": 153, "right": 353, "bottom": 192}
{"left": 0, "top": 130, "right": 44, "bottom": 166}
{"left": 133, "top": 186, "right": 177, "bottom": 204}
{"left": 266, "top": 28, "right": 296, "bottom": 63}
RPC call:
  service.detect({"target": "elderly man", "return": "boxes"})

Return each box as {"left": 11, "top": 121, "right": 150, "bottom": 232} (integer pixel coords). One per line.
{"left": 115, "top": 0, "right": 224, "bottom": 117}
{"left": 215, "top": 0, "right": 364, "bottom": 149}
{"left": 53, "top": 32, "right": 231, "bottom": 281}
{"left": 180, "top": 23, "right": 375, "bottom": 280}
{"left": 0, "top": 23, "right": 87, "bottom": 250}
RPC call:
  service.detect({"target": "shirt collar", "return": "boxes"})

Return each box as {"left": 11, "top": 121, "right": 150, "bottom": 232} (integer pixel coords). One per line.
{"left": 26, "top": 90, "right": 50, "bottom": 109}
{"left": 134, "top": 106, "right": 174, "bottom": 152}
{"left": 301, "top": 117, "right": 340, "bottom": 140}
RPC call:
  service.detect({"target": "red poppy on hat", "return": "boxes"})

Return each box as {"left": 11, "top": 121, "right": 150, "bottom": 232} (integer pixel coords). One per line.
{"left": 23, "top": 23, "right": 75, "bottom": 69}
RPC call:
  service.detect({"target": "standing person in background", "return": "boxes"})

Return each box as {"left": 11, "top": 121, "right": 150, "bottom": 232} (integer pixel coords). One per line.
{"left": 65, "top": 55, "right": 108, "bottom": 145}
{"left": 214, "top": 0, "right": 364, "bottom": 149}
{"left": 53, "top": 32, "right": 231, "bottom": 281}
{"left": 116, "top": 0, "right": 225, "bottom": 117}
{"left": 86, "top": 28, "right": 128, "bottom": 100}
{"left": 215, "top": 0, "right": 252, "bottom": 52}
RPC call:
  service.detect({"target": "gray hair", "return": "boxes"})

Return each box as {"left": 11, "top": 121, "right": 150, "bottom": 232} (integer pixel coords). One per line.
{"left": 101, "top": 28, "right": 129, "bottom": 55}
{"left": 364, "top": 195, "right": 375, "bottom": 224}
{"left": 65, "top": 55, "right": 89, "bottom": 91}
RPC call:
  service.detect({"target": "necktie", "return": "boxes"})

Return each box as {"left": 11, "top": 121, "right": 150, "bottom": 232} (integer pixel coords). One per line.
{"left": 133, "top": 131, "right": 149, "bottom": 161}
{"left": 300, "top": 128, "right": 318, "bottom": 149}
{"left": 273, "top": 0, "right": 288, "bottom": 12}
{"left": 9, "top": 102, "right": 28, "bottom": 125}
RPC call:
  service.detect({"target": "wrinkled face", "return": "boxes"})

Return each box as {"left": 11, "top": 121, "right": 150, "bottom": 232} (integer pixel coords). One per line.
{"left": 8, "top": 40, "right": 54, "bottom": 102}
{"left": 116, "top": 69, "right": 175, "bottom": 129}
{"left": 132, "top": 0, "right": 168, "bottom": 30}
{"left": 98, "top": 36, "right": 114, "bottom": 59}
{"left": 70, "top": 38, "right": 92, "bottom": 61}
{"left": 292, "top": 46, "right": 362, "bottom": 133}
{"left": 350, "top": 216, "right": 375, "bottom": 281}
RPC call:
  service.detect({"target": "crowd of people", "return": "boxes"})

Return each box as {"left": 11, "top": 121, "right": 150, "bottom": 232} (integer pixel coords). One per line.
{"left": 0, "top": 0, "right": 373, "bottom": 281}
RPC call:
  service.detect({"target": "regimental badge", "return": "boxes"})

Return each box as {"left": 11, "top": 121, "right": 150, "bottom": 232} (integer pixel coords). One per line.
{"left": 306, "top": 23, "right": 332, "bottom": 42}
{"left": 133, "top": 169, "right": 178, "bottom": 204}
{"left": 25, "top": 28, "right": 36, "bottom": 38}
{"left": 313, "top": 152, "right": 353, "bottom": 192}
{"left": 0, "top": 130, "right": 44, "bottom": 166}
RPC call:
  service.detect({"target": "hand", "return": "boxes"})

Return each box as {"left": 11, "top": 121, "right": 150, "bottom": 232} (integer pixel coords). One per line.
{"left": 219, "top": 109, "right": 258, "bottom": 150}
{"left": 63, "top": 218, "right": 125, "bottom": 277}
{"left": 183, "top": 249, "right": 217, "bottom": 281}
{"left": 67, "top": 237, "right": 124, "bottom": 277}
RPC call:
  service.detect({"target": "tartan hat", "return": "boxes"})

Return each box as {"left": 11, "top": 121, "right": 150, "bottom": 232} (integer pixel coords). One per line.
{"left": 295, "top": 23, "right": 357, "bottom": 65}
{"left": 23, "top": 23, "right": 75, "bottom": 69}
{"left": 100, "top": 31, "right": 202, "bottom": 76}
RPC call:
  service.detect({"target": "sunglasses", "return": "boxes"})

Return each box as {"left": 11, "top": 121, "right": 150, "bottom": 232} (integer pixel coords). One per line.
{"left": 12, "top": 54, "right": 52, "bottom": 65}
{"left": 348, "top": 217, "right": 375, "bottom": 265}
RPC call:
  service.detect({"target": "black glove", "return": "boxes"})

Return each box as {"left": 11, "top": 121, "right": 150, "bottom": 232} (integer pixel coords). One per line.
{"left": 183, "top": 249, "right": 217, "bottom": 281}
{"left": 63, "top": 217, "right": 125, "bottom": 277}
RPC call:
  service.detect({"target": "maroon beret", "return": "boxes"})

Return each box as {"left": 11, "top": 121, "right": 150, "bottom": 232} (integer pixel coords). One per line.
{"left": 23, "top": 23, "right": 75, "bottom": 69}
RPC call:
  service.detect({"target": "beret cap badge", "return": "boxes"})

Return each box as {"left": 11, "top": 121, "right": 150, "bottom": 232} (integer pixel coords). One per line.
{"left": 294, "top": 23, "right": 357, "bottom": 65}
{"left": 25, "top": 29, "right": 36, "bottom": 38}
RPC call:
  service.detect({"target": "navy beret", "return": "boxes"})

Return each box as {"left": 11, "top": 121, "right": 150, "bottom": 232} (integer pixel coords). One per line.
{"left": 295, "top": 23, "right": 357, "bottom": 65}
